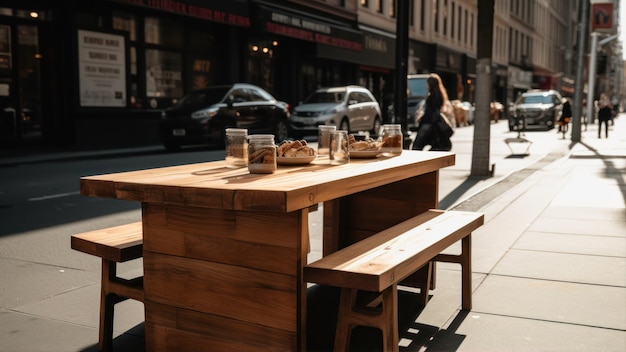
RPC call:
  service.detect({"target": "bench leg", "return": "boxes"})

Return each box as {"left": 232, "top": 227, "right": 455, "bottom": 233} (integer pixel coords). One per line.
{"left": 381, "top": 285, "right": 399, "bottom": 352}
{"left": 99, "top": 260, "right": 127, "bottom": 352}
{"left": 461, "top": 234, "right": 472, "bottom": 310}
{"left": 333, "top": 286, "right": 399, "bottom": 352}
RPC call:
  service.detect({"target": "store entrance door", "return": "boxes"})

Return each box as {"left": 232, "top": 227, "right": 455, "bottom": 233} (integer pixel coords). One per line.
{"left": 0, "top": 23, "right": 42, "bottom": 146}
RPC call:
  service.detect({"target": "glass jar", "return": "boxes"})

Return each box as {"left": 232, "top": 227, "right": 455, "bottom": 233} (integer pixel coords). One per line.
{"left": 225, "top": 128, "right": 248, "bottom": 168}
{"left": 247, "top": 134, "right": 277, "bottom": 174}
{"left": 381, "top": 124, "right": 403, "bottom": 156}
{"left": 317, "top": 125, "right": 336, "bottom": 156}
{"left": 329, "top": 130, "right": 350, "bottom": 165}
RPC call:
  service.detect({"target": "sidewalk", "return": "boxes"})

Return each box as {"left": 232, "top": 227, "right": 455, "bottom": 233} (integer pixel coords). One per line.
{"left": 0, "top": 117, "right": 624, "bottom": 351}
{"left": 411, "top": 117, "right": 626, "bottom": 351}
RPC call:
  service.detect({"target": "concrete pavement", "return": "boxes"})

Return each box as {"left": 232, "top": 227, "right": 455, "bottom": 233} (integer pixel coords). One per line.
{"left": 0, "top": 116, "right": 624, "bottom": 351}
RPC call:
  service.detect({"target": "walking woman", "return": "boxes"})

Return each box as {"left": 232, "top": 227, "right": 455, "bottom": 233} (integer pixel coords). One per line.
{"left": 597, "top": 93, "right": 613, "bottom": 138}
{"left": 412, "top": 73, "right": 452, "bottom": 151}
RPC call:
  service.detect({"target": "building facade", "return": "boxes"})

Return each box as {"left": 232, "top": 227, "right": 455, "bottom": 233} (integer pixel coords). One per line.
{"left": 0, "top": 0, "right": 620, "bottom": 151}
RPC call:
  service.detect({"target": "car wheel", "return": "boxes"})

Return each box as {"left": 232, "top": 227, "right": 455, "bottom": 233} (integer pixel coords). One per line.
{"left": 371, "top": 117, "right": 382, "bottom": 136}
{"left": 274, "top": 120, "right": 289, "bottom": 142}
{"left": 339, "top": 119, "right": 350, "bottom": 133}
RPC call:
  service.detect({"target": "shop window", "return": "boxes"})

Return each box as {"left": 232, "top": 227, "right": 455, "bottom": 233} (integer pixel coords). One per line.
{"left": 112, "top": 12, "right": 136, "bottom": 41}
{"left": 145, "top": 49, "right": 183, "bottom": 102}
{"left": 145, "top": 17, "right": 183, "bottom": 48}
{"left": 187, "top": 29, "right": 216, "bottom": 91}
{"left": 247, "top": 40, "right": 278, "bottom": 94}
{"left": 112, "top": 13, "right": 140, "bottom": 108}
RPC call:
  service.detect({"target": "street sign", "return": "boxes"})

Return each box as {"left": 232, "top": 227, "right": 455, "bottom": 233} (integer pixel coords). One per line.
{"left": 591, "top": 2, "right": 617, "bottom": 34}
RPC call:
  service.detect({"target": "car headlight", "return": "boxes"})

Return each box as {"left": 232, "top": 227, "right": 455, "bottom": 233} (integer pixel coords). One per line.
{"left": 323, "top": 108, "right": 338, "bottom": 115}
{"left": 192, "top": 108, "right": 218, "bottom": 119}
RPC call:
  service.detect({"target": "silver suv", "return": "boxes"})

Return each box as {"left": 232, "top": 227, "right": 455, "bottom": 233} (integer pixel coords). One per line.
{"left": 510, "top": 90, "right": 563, "bottom": 131}
{"left": 289, "top": 85, "right": 382, "bottom": 138}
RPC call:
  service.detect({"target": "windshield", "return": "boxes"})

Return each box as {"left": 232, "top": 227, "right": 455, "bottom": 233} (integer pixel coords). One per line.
{"left": 408, "top": 78, "right": 428, "bottom": 98}
{"left": 304, "top": 91, "right": 346, "bottom": 104}
{"left": 518, "top": 95, "right": 553, "bottom": 104}
{"left": 175, "top": 87, "right": 230, "bottom": 107}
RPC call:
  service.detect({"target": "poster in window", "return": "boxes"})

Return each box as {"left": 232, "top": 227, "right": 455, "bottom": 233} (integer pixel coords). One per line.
{"left": 78, "top": 30, "right": 126, "bottom": 107}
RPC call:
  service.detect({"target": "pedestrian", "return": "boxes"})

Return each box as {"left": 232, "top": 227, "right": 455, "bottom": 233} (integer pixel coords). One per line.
{"left": 412, "top": 73, "right": 452, "bottom": 151}
{"left": 558, "top": 98, "right": 572, "bottom": 133}
{"left": 597, "top": 93, "right": 613, "bottom": 138}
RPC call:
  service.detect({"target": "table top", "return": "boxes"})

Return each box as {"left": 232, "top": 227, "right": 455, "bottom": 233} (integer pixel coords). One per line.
{"left": 80, "top": 150, "right": 454, "bottom": 212}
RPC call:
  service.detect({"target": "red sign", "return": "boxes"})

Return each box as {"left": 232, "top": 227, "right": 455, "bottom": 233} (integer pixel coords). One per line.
{"left": 591, "top": 3, "right": 614, "bottom": 31}
{"left": 112, "top": 0, "right": 250, "bottom": 27}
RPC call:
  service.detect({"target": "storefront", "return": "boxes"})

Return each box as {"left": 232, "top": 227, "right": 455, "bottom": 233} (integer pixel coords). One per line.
{"left": 0, "top": 1, "right": 253, "bottom": 148}
{"left": 253, "top": 1, "right": 362, "bottom": 105}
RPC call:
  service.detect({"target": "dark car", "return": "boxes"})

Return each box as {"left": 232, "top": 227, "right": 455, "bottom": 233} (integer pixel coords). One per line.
{"left": 159, "top": 83, "right": 290, "bottom": 150}
{"left": 406, "top": 74, "right": 429, "bottom": 130}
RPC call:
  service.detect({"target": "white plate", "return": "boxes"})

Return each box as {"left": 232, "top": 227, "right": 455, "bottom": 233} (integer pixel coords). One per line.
{"left": 277, "top": 155, "right": 316, "bottom": 165}
{"left": 350, "top": 150, "right": 380, "bottom": 158}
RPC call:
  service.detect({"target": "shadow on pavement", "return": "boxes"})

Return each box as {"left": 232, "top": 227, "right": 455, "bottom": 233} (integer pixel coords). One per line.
{"left": 439, "top": 176, "right": 486, "bottom": 210}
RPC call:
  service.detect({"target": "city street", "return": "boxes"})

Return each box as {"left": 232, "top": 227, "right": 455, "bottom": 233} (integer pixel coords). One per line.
{"left": 1, "top": 118, "right": 624, "bottom": 351}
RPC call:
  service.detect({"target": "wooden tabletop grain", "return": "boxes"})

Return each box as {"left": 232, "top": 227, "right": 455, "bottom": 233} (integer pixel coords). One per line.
{"left": 80, "top": 150, "right": 454, "bottom": 212}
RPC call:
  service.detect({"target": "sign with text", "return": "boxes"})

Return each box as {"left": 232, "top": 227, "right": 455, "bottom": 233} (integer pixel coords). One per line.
{"left": 591, "top": 2, "right": 616, "bottom": 33}
{"left": 259, "top": 6, "right": 362, "bottom": 51}
{"left": 78, "top": 30, "right": 127, "bottom": 107}
{"left": 111, "top": 0, "right": 250, "bottom": 27}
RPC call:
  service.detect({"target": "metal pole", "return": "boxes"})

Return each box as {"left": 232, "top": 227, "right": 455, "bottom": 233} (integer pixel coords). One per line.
{"left": 394, "top": 0, "right": 409, "bottom": 146}
{"left": 586, "top": 32, "right": 598, "bottom": 126}
{"left": 571, "top": 0, "right": 588, "bottom": 143}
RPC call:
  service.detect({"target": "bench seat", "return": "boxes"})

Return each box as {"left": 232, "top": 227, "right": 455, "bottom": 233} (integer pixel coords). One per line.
{"left": 71, "top": 221, "right": 144, "bottom": 352}
{"left": 304, "top": 209, "right": 484, "bottom": 352}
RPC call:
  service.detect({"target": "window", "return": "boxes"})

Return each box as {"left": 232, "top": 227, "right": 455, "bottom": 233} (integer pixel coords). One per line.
{"left": 390, "top": 0, "right": 395, "bottom": 17}
{"left": 434, "top": 0, "right": 439, "bottom": 33}
{"left": 144, "top": 17, "right": 183, "bottom": 48}
{"left": 443, "top": 0, "right": 447, "bottom": 36}
{"left": 457, "top": 5, "right": 461, "bottom": 41}
{"left": 112, "top": 12, "right": 136, "bottom": 41}
{"left": 451, "top": 2, "right": 455, "bottom": 39}
{"left": 360, "top": 0, "right": 368, "bottom": 7}
{"left": 145, "top": 49, "right": 183, "bottom": 99}
{"left": 420, "top": 0, "right": 425, "bottom": 31}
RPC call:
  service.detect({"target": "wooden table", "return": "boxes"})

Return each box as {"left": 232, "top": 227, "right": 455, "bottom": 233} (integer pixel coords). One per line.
{"left": 80, "top": 150, "right": 454, "bottom": 351}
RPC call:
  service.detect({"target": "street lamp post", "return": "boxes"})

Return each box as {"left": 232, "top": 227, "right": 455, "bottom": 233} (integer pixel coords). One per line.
{"left": 585, "top": 32, "right": 619, "bottom": 126}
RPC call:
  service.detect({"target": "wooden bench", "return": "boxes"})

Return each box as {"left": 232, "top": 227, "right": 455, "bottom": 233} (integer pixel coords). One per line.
{"left": 304, "top": 210, "right": 484, "bottom": 352}
{"left": 71, "top": 222, "right": 144, "bottom": 352}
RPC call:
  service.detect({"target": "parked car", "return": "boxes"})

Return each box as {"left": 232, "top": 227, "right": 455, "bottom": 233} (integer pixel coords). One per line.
{"left": 509, "top": 90, "right": 563, "bottom": 131}
{"left": 159, "top": 83, "right": 290, "bottom": 150}
{"left": 289, "top": 85, "right": 382, "bottom": 138}
{"left": 406, "top": 74, "right": 430, "bottom": 130}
